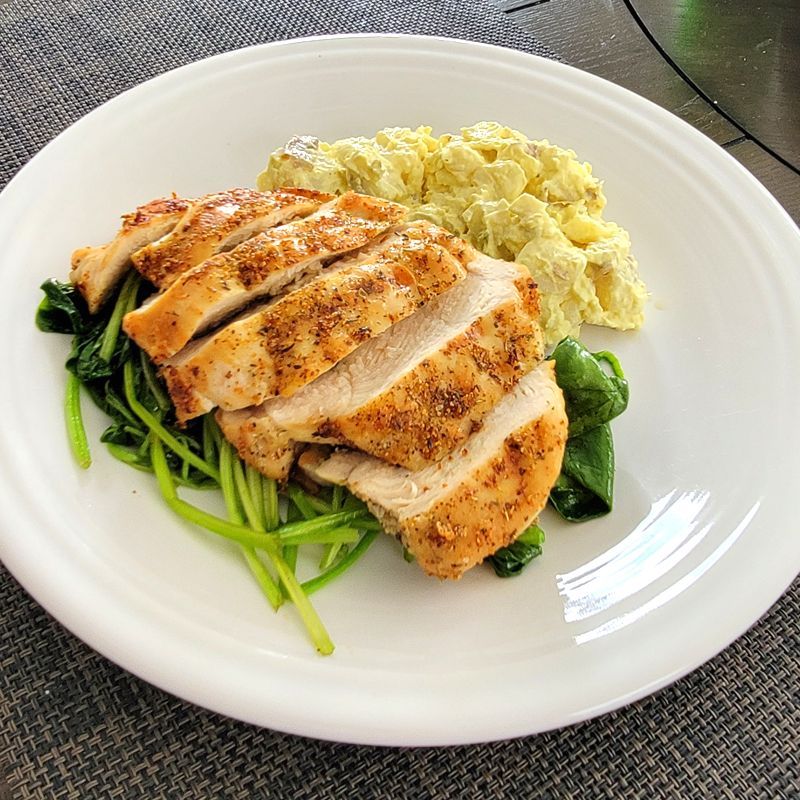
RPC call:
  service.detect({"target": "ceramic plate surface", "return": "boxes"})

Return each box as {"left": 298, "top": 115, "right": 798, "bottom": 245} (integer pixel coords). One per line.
{"left": 1, "top": 35, "right": 799, "bottom": 746}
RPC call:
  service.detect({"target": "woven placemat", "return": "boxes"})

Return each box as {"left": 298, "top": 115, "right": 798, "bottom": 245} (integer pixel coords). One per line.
{"left": 0, "top": 0, "right": 557, "bottom": 180}
{"left": 1, "top": 1, "right": 799, "bottom": 798}
{"left": 2, "top": 565, "right": 798, "bottom": 799}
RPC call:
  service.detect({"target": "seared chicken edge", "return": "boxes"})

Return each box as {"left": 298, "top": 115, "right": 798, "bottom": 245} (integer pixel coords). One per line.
{"left": 299, "top": 361, "right": 567, "bottom": 580}
{"left": 217, "top": 255, "right": 544, "bottom": 477}
{"left": 160, "top": 221, "right": 469, "bottom": 421}
{"left": 70, "top": 195, "right": 191, "bottom": 313}
{"left": 123, "top": 191, "right": 408, "bottom": 363}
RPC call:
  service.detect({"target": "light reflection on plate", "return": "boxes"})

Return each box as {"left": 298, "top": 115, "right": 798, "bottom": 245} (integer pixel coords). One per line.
{"left": 559, "top": 489, "right": 712, "bottom": 623}
{"left": 572, "top": 500, "right": 760, "bottom": 646}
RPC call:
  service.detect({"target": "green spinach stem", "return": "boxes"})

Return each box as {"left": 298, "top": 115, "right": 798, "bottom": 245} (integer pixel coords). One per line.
{"left": 232, "top": 448, "right": 334, "bottom": 654}
{"left": 123, "top": 360, "right": 220, "bottom": 483}
{"left": 321, "top": 485, "right": 347, "bottom": 568}
{"left": 139, "top": 347, "right": 171, "bottom": 415}
{"left": 262, "top": 476, "right": 279, "bottom": 531}
{"left": 98, "top": 271, "right": 140, "bottom": 363}
{"left": 246, "top": 464, "right": 266, "bottom": 529}
{"left": 218, "top": 439, "right": 282, "bottom": 610}
{"left": 303, "top": 531, "right": 378, "bottom": 596}
{"left": 64, "top": 372, "right": 91, "bottom": 469}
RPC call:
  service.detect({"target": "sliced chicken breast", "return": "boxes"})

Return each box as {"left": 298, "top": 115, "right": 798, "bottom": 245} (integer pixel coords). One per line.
{"left": 161, "top": 223, "right": 471, "bottom": 422}
{"left": 217, "top": 257, "right": 543, "bottom": 478}
{"left": 123, "top": 192, "right": 407, "bottom": 363}
{"left": 70, "top": 195, "right": 191, "bottom": 313}
{"left": 130, "top": 187, "right": 332, "bottom": 289}
{"left": 299, "top": 361, "right": 567, "bottom": 580}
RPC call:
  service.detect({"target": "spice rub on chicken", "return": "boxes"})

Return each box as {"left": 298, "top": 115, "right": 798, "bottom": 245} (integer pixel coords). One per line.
{"left": 69, "top": 187, "right": 568, "bottom": 579}
{"left": 217, "top": 255, "right": 544, "bottom": 479}
{"left": 299, "top": 361, "right": 567, "bottom": 580}
{"left": 161, "top": 221, "right": 470, "bottom": 421}
{"left": 70, "top": 188, "right": 333, "bottom": 314}
{"left": 123, "top": 192, "right": 407, "bottom": 363}
{"left": 71, "top": 195, "right": 192, "bottom": 313}
{"left": 131, "top": 187, "right": 333, "bottom": 289}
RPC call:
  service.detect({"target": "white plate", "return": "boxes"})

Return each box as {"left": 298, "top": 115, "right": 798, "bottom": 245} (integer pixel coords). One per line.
{"left": 1, "top": 35, "right": 799, "bottom": 747}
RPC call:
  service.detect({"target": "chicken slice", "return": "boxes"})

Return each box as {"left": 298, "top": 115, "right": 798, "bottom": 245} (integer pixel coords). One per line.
{"left": 217, "top": 256, "right": 543, "bottom": 479}
{"left": 70, "top": 195, "right": 191, "bottom": 313}
{"left": 130, "top": 187, "right": 332, "bottom": 289}
{"left": 123, "top": 191, "right": 407, "bottom": 363}
{"left": 299, "top": 361, "right": 567, "bottom": 580}
{"left": 161, "top": 222, "right": 471, "bottom": 422}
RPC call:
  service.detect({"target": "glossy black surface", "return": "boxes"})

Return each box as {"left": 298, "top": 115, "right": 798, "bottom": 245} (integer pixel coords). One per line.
{"left": 501, "top": 0, "right": 799, "bottom": 220}
{"left": 631, "top": 0, "right": 800, "bottom": 170}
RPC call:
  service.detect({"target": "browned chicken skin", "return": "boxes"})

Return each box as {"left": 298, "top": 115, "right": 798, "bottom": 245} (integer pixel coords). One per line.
{"left": 131, "top": 187, "right": 332, "bottom": 289}
{"left": 123, "top": 191, "right": 407, "bottom": 363}
{"left": 70, "top": 188, "right": 331, "bottom": 313}
{"left": 161, "top": 222, "right": 470, "bottom": 422}
{"left": 71, "top": 195, "right": 191, "bottom": 313}
{"left": 299, "top": 361, "right": 567, "bottom": 580}
{"left": 217, "top": 255, "right": 544, "bottom": 478}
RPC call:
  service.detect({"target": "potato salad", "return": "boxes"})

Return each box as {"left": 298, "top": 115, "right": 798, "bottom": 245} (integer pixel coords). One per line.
{"left": 258, "top": 121, "right": 647, "bottom": 346}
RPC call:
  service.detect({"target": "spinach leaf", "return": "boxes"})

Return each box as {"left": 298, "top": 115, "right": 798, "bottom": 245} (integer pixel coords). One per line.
{"left": 549, "top": 337, "right": 629, "bottom": 436}
{"left": 66, "top": 317, "right": 133, "bottom": 383}
{"left": 488, "top": 524, "right": 545, "bottom": 577}
{"left": 100, "top": 421, "right": 147, "bottom": 447}
{"left": 35, "top": 279, "right": 89, "bottom": 334}
{"left": 548, "top": 338, "right": 627, "bottom": 523}
{"left": 67, "top": 322, "right": 111, "bottom": 381}
{"left": 549, "top": 423, "right": 614, "bottom": 521}
{"left": 102, "top": 382, "right": 142, "bottom": 426}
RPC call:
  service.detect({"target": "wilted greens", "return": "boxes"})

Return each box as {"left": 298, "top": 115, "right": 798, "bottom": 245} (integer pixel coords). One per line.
{"left": 36, "top": 279, "right": 89, "bottom": 335}
{"left": 38, "top": 274, "right": 631, "bottom": 602}
{"left": 550, "top": 423, "right": 615, "bottom": 521}
{"left": 36, "top": 274, "right": 380, "bottom": 655}
{"left": 548, "top": 337, "right": 628, "bottom": 522}
{"left": 548, "top": 337, "right": 629, "bottom": 438}
{"left": 488, "top": 524, "right": 545, "bottom": 578}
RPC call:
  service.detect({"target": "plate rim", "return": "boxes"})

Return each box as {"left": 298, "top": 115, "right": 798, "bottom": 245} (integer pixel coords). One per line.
{"left": 1, "top": 32, "right": 799, "bottom": 747}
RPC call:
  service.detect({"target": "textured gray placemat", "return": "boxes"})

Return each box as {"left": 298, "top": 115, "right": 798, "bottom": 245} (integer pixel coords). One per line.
{"left": 1, "top": 1, "right": 799, "bottom": 798}
{"left": 2, "top": 565, "right": 798, "bottom": 799}
{"left": 0, "top": 0, "right": 558, "bottom": 181}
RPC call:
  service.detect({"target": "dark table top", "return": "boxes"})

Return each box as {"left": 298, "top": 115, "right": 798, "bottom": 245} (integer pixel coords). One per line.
{"left": 632, "top": 0, "right": 800, "bottom": 171}
{"left": 2, "top": 1, "right": 799, "bottom": 798}
{"left": 501, "top": 0, "right": 800, "bottom": 221}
